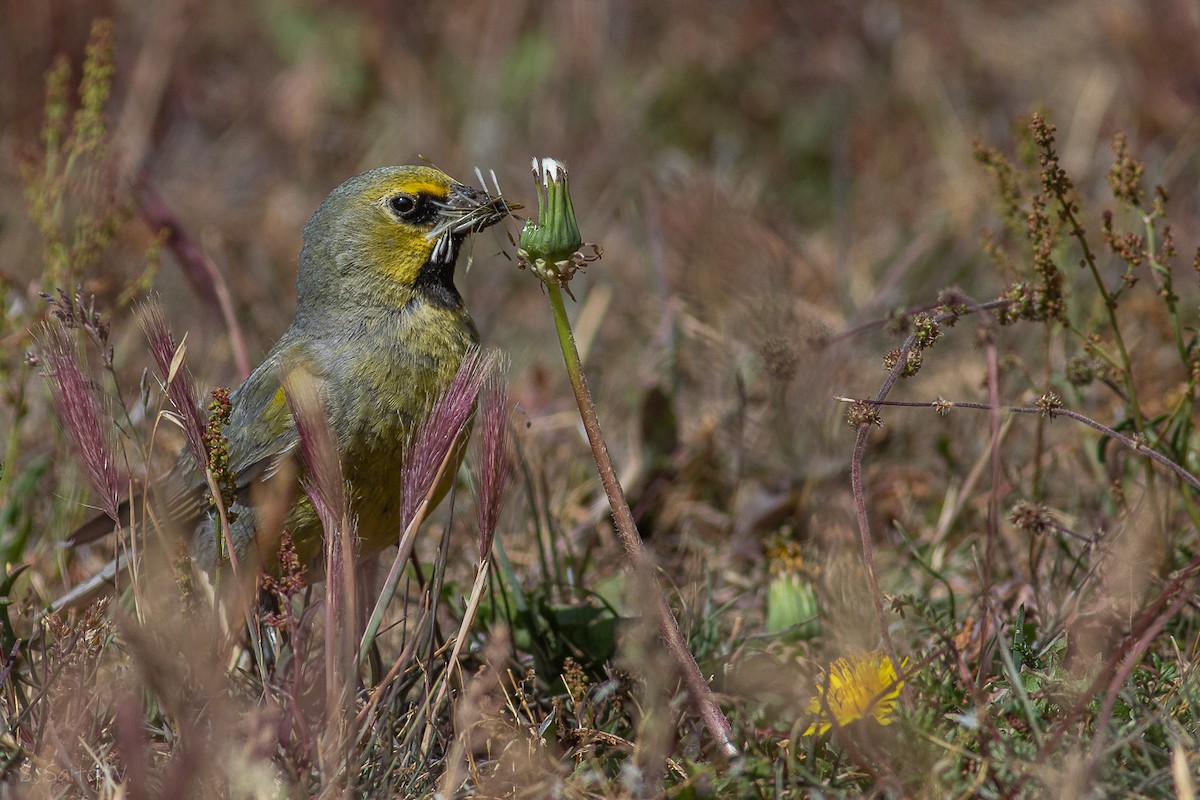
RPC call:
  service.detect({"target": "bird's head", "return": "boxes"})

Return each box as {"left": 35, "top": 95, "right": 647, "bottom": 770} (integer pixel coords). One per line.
{"left": 296, "top": 165, "right": 509, "bottom": 315}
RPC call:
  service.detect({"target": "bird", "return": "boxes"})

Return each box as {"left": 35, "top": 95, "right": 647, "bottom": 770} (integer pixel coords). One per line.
{"left": 52, "top": 164, "right": 509, "bottom": 611}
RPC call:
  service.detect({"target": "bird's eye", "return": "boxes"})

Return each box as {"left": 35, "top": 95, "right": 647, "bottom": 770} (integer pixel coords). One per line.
{"left": 388, "top": 194, "right": 419, "bottom": 219}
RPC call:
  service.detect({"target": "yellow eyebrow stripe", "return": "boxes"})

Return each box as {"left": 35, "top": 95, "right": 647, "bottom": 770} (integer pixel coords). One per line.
{"left": 361, "top": 178, "right": 451, "bottom": 206}
{"left": 399, "top": 179, "right": 451, "bottom": 197}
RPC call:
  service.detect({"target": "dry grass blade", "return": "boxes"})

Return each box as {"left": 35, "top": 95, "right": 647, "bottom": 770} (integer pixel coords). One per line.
{"left": 360, "top": 349, "right": 490, "bottom": 664}
{"left": 427, "top": 355, "right": 514, "bottom": 733}
{"left": 142, "top": 301, "right": 205, "bottom": 469}
{"left": 283, "top": 369, "right": 358, "bottom": 791}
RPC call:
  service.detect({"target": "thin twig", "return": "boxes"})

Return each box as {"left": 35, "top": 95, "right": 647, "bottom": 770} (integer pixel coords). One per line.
{"left": 1087, "top": 585, "right": 1194, "bottom": 766}
{"left": 546, "top": 282, "right": 740, "bottom": 762}
{"left": 1038, "top": 552, "right": 1200, "bottom": 759}
{"left": 843, "top": 298, "right": 1011, "bottom": 671}
{"left": 850, "top": 417, "right": 898, "bottom": 666}
{"left": 835, "top": 397, "right": 1200, "bottom": 495}
{"left": 976, "top": 334, "right": 1000, "bottom": 685}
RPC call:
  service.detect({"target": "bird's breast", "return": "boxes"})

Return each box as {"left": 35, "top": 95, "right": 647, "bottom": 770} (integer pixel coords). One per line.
{"left": 316, "top": 301, "right": 478, "bottom": 553}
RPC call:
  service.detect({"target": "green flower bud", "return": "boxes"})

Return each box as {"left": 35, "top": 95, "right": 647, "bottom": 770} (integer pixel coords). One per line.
{"left": 766, "top": 573, "right": 820, "bottom": 640}
{"left": 518, "top": 157, "right": 600, "bottom": 288}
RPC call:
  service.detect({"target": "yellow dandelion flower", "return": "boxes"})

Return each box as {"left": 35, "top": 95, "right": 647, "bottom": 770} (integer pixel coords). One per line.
{"left": 804, "top": 650, "right": 907, "bottom": 736}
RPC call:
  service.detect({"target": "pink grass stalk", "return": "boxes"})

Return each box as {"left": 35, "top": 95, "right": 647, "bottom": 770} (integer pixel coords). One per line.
{"left": 285, "top": 373, "right": 347, "bottom": 528}
{"left": 428, "top": 356, "right": 514, "bottom": 718}
{"left": 399, "top": 349, "right": 490, "bottom": 532}
{"left": 41, "top": 327, "right": 124, "bottom": 520}
{"left": 141, "top": 301, "right": 206, "bottom": 470}
{"left": 474, "top": 356, "right": 514, "bottom": 559}
{"left": 113, "top": 693, "right": 150, "bottom": 800}
{"left": 283, "top": 371, "right": 357, "bottom": 787}
{"left": 359, "top": 349, "right": 491, "bottom": 663}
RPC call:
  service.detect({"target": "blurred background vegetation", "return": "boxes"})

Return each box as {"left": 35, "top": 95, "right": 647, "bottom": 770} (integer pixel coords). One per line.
{"left": 3, "top": 0, "right": 1194, "bottom": 555}
{"left": 3, "top": 1, "right": 1200, "bottom": 796}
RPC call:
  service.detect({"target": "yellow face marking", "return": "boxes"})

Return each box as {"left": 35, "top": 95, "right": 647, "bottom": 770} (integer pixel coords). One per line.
{"left": 361, "top": 176, "right": 452, "bottom": 206}
{"left": 355, "top": 168, "right": 461, "bottom": 291}
{"left": 393, "top": 178, "right": 450, "bottom": 199}
{"left": 364, "top": 220, "right": 431, "bottom": 287}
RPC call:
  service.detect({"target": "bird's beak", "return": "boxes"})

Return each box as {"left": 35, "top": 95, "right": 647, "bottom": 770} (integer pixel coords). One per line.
{"left": 435, "top": 182, "right": 510, "bottom": 237}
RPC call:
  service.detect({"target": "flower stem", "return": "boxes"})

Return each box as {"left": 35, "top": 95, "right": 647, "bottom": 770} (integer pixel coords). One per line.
{"left": 545, "top": 282, "right": 740, "bottom": 761}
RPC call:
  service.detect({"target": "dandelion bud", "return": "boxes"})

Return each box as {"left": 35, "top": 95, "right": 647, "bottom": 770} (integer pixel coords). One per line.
{"left": 517, "top": 157, "right": 600, "bottom": 288}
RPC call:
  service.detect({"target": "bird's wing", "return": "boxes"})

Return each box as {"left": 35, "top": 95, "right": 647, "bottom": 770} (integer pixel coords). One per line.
{"left": 157, "top": 341, "right": 312, "bottom": 522}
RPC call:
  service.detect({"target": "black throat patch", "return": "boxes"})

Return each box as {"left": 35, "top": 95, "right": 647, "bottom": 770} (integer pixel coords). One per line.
{"left": 413, "top": 236, "right": 465, "bottom": 309}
